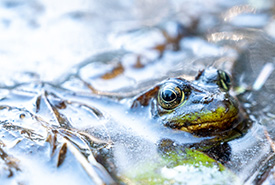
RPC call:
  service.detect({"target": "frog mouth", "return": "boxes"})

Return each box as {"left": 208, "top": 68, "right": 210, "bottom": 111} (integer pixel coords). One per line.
{"left": 164, "top": 106, "right": 240, "bottom": 136}
{"left": 176, "top": 114, "right": 240, "bottom": 133}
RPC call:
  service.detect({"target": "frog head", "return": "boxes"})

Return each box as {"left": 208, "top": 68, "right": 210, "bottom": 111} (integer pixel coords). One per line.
{"left": 151, "top": 68, "right": 241, "bottom": 136}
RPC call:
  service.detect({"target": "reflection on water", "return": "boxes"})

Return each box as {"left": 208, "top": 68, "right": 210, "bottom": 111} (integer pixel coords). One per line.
{"left": 0, "top": 0, "right": 275, "bottom": 184}
{"left": 208, "top": 32, "right": 245, "bottom": 42}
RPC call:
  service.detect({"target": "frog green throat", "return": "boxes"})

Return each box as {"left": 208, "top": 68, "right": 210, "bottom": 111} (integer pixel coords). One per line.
{"left": 133, "top": 67, "right": 243, "bottom": 136}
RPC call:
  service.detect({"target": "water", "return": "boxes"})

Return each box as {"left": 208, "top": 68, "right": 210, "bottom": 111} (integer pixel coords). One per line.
{"left": 0, "top": 0, "right": 275, "bottom": 184}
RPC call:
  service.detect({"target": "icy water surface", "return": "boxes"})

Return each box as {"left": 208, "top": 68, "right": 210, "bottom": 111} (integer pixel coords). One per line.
{"left": 0, "top": 0, "right": 275, "bottom": 185}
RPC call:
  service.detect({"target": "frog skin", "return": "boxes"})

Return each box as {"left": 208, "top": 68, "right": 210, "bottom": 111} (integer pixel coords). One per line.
{"left": 132, "top": 67, "right": 242, "bottom": 136}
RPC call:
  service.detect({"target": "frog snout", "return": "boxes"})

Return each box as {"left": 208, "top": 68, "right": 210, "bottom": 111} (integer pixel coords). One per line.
{"left": 191, "top": 94, "right": 214, "bottom": 104}
{"left": 200, "top": 96, "right": 214, "bottom": 103}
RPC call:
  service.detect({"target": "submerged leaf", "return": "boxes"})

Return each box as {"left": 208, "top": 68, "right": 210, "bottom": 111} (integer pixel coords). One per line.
{"left": 57, "top": 143, "right": 67, "bottom": 167}
{"left": 0, "top": 147, "right": 21, "bottom": 178}
{"left": 101, "top": 62, "right": 124, "bottom": 80}
{"left": 120, "top": 148, "right": 240, "bottom": 185}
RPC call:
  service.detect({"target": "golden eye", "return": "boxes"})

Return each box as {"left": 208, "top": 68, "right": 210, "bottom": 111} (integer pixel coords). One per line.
{"left": 158, "top": 82, "right": 184, "bottom": 109}
{"left": 218, "top": 70, "right": 231, "bottom": 91}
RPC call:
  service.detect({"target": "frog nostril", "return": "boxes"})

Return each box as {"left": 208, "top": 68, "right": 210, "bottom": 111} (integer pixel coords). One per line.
{"left": 191, "top": 95, "right": 214, "bottom": 104}
{"left": 201, "top": 96, "right": 214, "bottom": 103}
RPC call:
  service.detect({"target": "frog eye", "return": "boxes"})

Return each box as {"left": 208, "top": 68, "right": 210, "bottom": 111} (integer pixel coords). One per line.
{"left": 218, "top": 70, "right": 231, "bottom": 91}
{"left": 158, "top": 82, "right": 184, "bottom": 109}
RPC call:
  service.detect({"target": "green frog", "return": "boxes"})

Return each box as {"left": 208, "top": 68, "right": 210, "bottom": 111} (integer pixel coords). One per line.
{"left": 132, "top": 67, "right": 244, "bottom": 137}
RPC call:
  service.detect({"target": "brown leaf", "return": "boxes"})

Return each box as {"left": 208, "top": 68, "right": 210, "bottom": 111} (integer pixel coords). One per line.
{"left": 133, "top": 55, "right": 144, "bottom": 69}
{"left": 46, "top": 131, "right": 58, "bottom": 156}
{"left": 0, "top": 148, "right": 21, "bottom": 175}
{"left": 57, "top": 142, "right": 67, "bottom": 167}
{"left": 35, "top": 95, "right": 41, "bottom": 113}
{"left": 101, "top": 62, "right": 124, "bottom": 80}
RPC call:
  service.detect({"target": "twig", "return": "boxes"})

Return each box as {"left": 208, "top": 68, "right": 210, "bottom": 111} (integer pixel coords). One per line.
{"left": 264, "top": 128, "right": 275, "bottom": 153}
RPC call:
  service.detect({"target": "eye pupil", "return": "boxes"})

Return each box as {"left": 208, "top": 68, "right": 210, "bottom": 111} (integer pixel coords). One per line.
{"left": 224, "top": 73, "right": 231, "bottom": 84}
{"left": 162, "top": 89, "right": 177, "bottom": 102}
{"left": 158, "top": 82, "right": 185, "bottom": 110}
{"left": 218, "top": 70, "right": 231, "bottom": 91}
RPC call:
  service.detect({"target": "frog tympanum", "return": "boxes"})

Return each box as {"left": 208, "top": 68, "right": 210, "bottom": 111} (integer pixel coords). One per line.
{"left": 133, "top": 67, "right": 243, "bottom": 136}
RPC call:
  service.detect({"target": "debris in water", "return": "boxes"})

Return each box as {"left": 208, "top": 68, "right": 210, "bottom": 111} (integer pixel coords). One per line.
{"left": 253, "top": 63, "right": 274, "bottom": 90}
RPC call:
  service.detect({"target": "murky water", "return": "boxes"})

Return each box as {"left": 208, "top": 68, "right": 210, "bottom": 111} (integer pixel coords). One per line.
{"left": 0, "top": 0, "right": 275, "bottom": 184}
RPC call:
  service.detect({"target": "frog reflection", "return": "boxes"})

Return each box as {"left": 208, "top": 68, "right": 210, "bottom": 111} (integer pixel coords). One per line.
{"left": 132, "top": 67, "right": 243, "bottom": 136}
